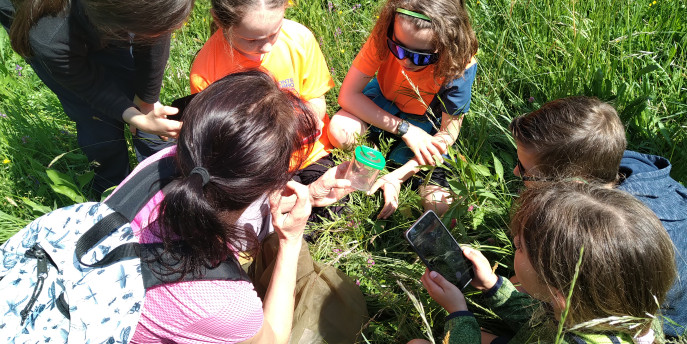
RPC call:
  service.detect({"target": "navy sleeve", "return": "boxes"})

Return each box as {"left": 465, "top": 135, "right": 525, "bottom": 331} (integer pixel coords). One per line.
{"left": 0, "top": 0, "right": 14, "bottom": 31}
{"left": 27, "top": 12, "right": 135, "bottom": 121}
{"left": 132, "top": 34, "right": 171, "bottom": 104}
{"left": 432, "top": 63, "right": 477, "bottom": 116}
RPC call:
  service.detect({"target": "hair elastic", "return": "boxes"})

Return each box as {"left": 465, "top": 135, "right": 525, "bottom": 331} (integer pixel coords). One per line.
{"left": 190, "top": 166, "right": 211, "bottom": 186}
{"left": 395, "top": 8, "right": 431, "bottom": 22}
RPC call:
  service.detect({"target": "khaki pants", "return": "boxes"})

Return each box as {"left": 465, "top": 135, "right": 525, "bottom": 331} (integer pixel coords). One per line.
{"left": 249, "top": 233, "right": 368, "bottom": 344}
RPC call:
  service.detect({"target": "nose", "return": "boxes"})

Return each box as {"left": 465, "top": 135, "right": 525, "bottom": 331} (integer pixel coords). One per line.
{"left": 401, "top": 57, "right": 415, "bottom": 69}
{"left": 513, "top": 165, "right": 520, "bottom": 177}
{"left": 258, "top": 42, "right": 273, "bottom": 54}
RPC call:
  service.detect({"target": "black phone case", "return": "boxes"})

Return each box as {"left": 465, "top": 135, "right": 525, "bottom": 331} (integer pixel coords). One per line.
{"left": 404, "top": 210, "right": 474, "bottom": 290}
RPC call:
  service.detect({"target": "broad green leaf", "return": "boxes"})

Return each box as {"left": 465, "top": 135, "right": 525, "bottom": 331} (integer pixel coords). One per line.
{"left": 492, "top": 153, "right": 504, "bottom": 181}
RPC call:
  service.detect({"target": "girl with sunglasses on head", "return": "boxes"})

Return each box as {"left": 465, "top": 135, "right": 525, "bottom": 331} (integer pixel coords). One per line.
{"left": 328, "top": 0, "right": 478, "bottom": 218}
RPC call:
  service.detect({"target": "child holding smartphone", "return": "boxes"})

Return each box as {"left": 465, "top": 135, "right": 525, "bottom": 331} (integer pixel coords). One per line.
{"left": 410, "top": 183, "right": 676, "bottom": 344}
{"left": 328, "top": 0, "right": 478, "bottom": 218}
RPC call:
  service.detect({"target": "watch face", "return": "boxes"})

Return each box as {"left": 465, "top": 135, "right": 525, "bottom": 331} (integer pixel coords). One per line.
{"left": 398, "top": 120, "right": 409, "bottom": 136}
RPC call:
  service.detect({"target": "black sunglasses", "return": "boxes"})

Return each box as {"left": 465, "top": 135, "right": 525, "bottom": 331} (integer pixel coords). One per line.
{"left": 386, "top": 22, "right": 438, "bottom": 67}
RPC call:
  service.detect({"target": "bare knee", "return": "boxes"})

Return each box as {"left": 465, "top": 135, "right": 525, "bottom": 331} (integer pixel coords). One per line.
{"left": 420, "top": 185, "right": 453, "bottom": 217}
{"left": 407, "top": 339, "right": 432, "bottom": 344}
{"left": 327, "top": 109, "right": 367, "bottom": 149}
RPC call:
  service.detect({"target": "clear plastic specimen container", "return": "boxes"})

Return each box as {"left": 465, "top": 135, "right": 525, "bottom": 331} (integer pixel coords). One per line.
{"left": 345, "top": 145, "right": 386, "bottom": 191}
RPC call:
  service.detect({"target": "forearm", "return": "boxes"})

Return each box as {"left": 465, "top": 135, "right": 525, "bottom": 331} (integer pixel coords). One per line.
{"left": 390, "top": 159, "right": 421, "bottom": 182}
{"left": 338, "top": 66, "right": 401, "bottom": 134}
{"left": 443, "top": 312, "right": 481, "bottom": 344}
{"left": 122, "top": 106, "right": 144, "bottom": 126}
{"left": 434, "top": 112, "right": 464, "bottom": 146}
{"left": 340, "top": 93, "right": 401, "bottom": 133}
{"left": 307, "top": 95, "right": 327, "bottom": 122}
{"left": 482, "top": 277, "right": 540, "bottom": 333}
{"left": 261, "top": 238, "right": 302, "bottom": 344}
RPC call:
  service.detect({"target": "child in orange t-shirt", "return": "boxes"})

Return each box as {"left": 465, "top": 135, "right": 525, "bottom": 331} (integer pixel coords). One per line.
{"left": 328, "top": 0, "right": 478, "bottom": 218}
{"left": 190, "top": 0, "right": 335, "bottom": 180}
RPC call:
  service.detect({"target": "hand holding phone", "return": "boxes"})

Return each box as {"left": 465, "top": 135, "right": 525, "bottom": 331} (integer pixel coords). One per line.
{"left": 420, "top": 268, "right": 468, "bottom": 313}
{"left": 462, "top": 247, "right": 499, "bottom": 291}
{"left": 405, "top": 210, "right": 474, "bottom": 290}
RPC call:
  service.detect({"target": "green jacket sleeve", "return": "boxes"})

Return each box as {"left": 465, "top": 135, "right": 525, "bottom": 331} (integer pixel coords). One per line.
{"left": 481, "top": 276, "right": 542, "bottom": 334}
{"left": 442, "top": 312, "right": 481, "bottom": 344}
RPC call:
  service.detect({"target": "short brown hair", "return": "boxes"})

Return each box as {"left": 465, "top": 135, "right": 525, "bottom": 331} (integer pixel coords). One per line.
{"left": 370, "top": 0, "right": 478, "bottom": 83}
{"left": 510, "top": 96, "right": 627, "bottom": 183}
{"left": 510, "top": 182, "right": 676, "bottom": 334}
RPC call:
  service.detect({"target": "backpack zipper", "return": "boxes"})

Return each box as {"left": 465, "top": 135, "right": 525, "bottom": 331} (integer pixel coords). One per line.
{"left": 20, "top": 244, "right": 49, "bottom": 325}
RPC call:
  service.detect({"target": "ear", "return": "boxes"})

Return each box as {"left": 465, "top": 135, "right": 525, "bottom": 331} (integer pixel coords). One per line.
{"left": 551, "top": 288, "right": 568, "bottom": 321}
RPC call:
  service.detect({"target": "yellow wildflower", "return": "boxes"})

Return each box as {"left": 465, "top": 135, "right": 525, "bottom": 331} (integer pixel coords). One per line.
{"left": 2, "top": 158, "right": 9, "bottom": 164}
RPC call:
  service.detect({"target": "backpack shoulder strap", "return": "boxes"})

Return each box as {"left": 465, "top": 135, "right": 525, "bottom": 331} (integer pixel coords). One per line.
{"left": 75, "top": 156, "right": 177, "bottom": 267}
{"left": 73, "top": 155, "right": 249, "bottom": 286}
{"left": 105, "top": 155, "right": 177, "bottom": 221}
{"left": 139, "top": 243, "right": 250, "bottom": 289}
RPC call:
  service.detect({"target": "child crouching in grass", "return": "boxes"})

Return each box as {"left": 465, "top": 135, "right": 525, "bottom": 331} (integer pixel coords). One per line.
{"left": 410, "top": 182, "right": 676, "bottom": 344}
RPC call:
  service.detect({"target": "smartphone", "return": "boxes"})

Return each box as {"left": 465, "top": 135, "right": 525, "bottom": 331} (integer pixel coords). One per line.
{"left": 404, "top": 210, "right": 473, "bottom": 290}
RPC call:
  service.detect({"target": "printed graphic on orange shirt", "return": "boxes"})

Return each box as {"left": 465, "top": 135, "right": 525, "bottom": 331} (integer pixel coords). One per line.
{"left": 279, "top": 78, "right": 295, "bottom": 91}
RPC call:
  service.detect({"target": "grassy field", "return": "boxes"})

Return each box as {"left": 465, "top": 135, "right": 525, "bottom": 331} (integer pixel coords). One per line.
{"left": 1, "top": 0, "right": 686, "bottom": 342}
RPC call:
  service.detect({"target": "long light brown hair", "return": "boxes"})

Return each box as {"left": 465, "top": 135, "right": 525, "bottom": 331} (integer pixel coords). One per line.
{"left": 510, "top": 182, "right": 676, "bottom": 335}
{"left": 370, "top": 0, "right": 478, "bottom": 83}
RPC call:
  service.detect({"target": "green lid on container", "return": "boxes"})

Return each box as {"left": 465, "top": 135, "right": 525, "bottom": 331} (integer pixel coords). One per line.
{"left": 354, "top": 145, "right": 386, "bottom": 170}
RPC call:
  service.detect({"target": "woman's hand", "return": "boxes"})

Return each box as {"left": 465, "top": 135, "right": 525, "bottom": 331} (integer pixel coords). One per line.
{"left": 308, "top": 162, "right": 352, "bottom": 207}
{"left": 368, "top": 175, "right": 402, "bottom": 219}
{"left": 402, "top": 124, "right": 446, "bottom": 166}
{"left": 420, "top": 268, "right": 468, "bottom": 313}
{"left": 463, "top": 247, "right": 499, "bottom": 291}
{"left": 270, "top": 181, "right": 311, "bottom": 243}
{"left": 123, "top": 104, "right": 182, "bottom": 138}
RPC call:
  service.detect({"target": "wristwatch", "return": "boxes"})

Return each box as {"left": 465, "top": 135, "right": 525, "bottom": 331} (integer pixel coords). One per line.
{"left": 396, "top": 120, "right": 410, "bottom": 137}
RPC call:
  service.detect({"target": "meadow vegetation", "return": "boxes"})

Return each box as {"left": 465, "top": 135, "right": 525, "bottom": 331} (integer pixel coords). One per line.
{"left": 1, "top": 0, "right": 685, "bottom": 341}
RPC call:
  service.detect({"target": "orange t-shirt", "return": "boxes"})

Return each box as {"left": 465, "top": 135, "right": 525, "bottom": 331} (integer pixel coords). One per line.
{"left": 352, "top": 35, "right": 445, "bottom": 116}
{"left": 190, "top": 19, "right": 334, "bottom": 168}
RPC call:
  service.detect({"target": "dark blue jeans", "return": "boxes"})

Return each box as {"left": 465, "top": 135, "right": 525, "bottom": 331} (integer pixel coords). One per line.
{"left": 27, "top": 47, "right": 172, "bottom": 196}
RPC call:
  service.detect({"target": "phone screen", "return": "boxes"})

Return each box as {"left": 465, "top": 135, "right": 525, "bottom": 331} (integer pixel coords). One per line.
{"left": 405, "top": 210, "right": 473, "bottom": 289}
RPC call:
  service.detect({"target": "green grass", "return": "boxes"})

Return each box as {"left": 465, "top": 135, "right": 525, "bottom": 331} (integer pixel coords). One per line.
{"left": 1, "top": 0, "right": 685, "bottom": 341}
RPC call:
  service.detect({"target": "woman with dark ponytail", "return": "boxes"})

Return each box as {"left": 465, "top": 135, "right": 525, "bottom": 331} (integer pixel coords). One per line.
{"left": 0, "top": 0, "right": 193, "bottom": 196}
{"left": 117, "top": 70, "right": 353, "bottom": 343}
